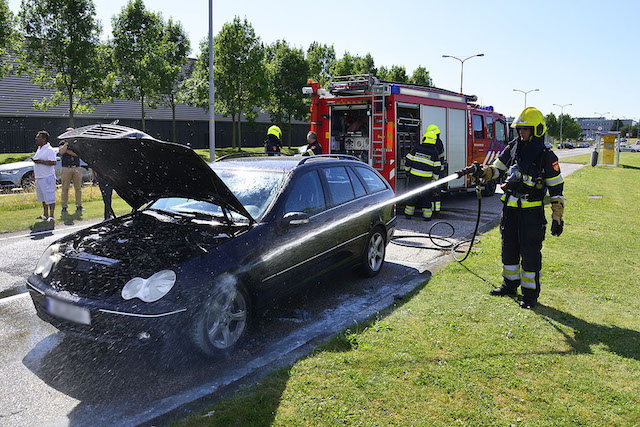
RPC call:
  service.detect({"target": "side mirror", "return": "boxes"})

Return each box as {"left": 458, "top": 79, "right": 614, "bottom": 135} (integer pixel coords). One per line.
{"left": 282, "top": 211, "right": 309, "bottom": 227}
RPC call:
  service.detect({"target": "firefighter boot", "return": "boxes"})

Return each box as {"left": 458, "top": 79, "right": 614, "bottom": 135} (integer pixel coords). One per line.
{"left": 490, "top": 279, "right": 518, "bottom": 297}
{"left": 519, "top": 287, "right": 538, "bottom": 309}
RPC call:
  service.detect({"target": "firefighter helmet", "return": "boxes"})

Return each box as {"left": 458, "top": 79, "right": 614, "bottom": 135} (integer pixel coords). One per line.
{"left": 267, "top": 125, "right": 282, "bottom": 140}
{"left": 426, "top": 124, "right": 440, "bottom": 135}
{"left": 511, "top": 107, "right": 546, "bottom": 138}
{"left": 422, "top": 127, "right": 437, "bottom": 144}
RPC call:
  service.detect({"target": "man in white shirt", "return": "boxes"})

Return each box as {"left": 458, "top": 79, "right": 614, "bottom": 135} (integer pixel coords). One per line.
{"left": 32, "top": 130, "right": 57, "bottom": 222}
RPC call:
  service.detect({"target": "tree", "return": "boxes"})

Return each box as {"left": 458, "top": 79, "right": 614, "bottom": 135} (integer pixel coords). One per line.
{"left": 329, "top": 52, "right": 376, "bottom": 77}
{"left": 212, "top": 17, "right": 266, "bottom": 149}
{"left": 377, "top": 64, "right": 408, "bottom": 82}
{"left": 18, "top": 0, "right": 108, "bottom": 126}
{"left": 266, "top": 40, "right": 309, "bottom": 148}
{"left": 158, "top": 18, "right": 190, "bottom": 142}
{"left": 409, "top": 66, "right": 432, "bottom": 86}
{"left": 545, "top": 113, "right": 559, "bottom": 139}
{"left": 0, "top": 0, "right": 15, "bottom": 77}
{"left": 112, "top": 0, "right": 165, "bottom": 132}
{"left": 306, "top": 42, "right": 335, "bottom": 87}
{"left": 610, "top": 119, "right": 624, "bottom": 132}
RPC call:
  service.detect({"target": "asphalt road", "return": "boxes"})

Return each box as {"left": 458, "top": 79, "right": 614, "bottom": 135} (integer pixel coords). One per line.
{"left": 0, "top": 163, "right": 584, "bottom": 426}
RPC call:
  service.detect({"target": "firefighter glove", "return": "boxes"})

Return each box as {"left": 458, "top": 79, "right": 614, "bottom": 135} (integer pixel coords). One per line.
{"left": 551, "top": 219, "right": 564, "bottom": 236}
{"left": 550, "top": 198, "right": 564, "bottom": 237}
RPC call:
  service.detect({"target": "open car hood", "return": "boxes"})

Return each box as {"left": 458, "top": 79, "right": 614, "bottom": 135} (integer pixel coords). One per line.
{"left": 59, "top": 125, "right": 254, "bottom": 222}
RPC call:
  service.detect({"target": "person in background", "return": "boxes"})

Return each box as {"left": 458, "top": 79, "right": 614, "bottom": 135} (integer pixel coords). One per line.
{"left": 58, "top": 127, "right": 84, "bottom": 215}
{"left": 95, "top": 170, "right": 114, "bottom": 220}
{"left": 305, "top": 131, "right": 322, "bottom": 155}
{"left": 32, "top": 130, "right": 57, "bottom": 222}
{"left": 403, "top": 127, "right": 441, "bottom": 220}
{"left": 264, "top": 125, "right": 282, "bottom": 156}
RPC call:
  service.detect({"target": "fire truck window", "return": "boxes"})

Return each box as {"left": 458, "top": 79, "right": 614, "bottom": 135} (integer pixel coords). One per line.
{"left": 354, "top": 167, "right": 388, "bottom": 194}
{"left": 346, "top": 166, "right": 367, "bottom": 198}
{"left": 486, "top": 117, "right": 494, "bottom": 140}
{"left": 285, "top": 170, "right": 326, "bottom": 215}
{"left": 496, "top": 120, "right": 507, "bottom": 142}
{"left": 473, "top": 115, "right": 484, "bottom": 140}
{"left": 322, "top": 166, "right": 355, "bottom": 206}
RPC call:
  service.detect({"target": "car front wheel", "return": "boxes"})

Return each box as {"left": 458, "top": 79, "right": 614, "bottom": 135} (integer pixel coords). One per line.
{"left": 191, "top": 278, "right": 250, "bottom": 358}
{"left": 360, "top": 227, "right": 386, "bottom": 277}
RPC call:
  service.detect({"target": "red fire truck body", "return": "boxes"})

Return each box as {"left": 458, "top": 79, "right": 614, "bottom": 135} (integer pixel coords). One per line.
{"left": 305, "top": 75, "right": 509, "bottom": 195}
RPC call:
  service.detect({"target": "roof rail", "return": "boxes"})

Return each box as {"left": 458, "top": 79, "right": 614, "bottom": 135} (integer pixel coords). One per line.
{"left": 329, "top": 74, "right": 381, "bottom": 95}
{"left": 214, "top": 152, "right": 293, "bottom": 162}
{"left": 296, "top": 154, "right": 362, "bottom": 166}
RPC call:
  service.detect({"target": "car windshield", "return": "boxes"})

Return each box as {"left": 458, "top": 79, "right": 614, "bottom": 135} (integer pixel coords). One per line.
{"left": 147, "top": 168, "right": 285, "bottom": 222}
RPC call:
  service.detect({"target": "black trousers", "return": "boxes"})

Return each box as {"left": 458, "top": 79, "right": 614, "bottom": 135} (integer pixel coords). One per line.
{"left": 500, "top": 205, "right": 546, "bottom": 293}
{"left": 97, "top": 178, "right": 114, "bottom": 220}
{"left": 405, "top": 174, "right": 434, "bottom": 214}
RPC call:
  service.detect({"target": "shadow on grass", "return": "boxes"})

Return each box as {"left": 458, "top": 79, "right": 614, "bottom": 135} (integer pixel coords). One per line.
{"left": 61, "top": 209, "right": 83, "bottom": 226}
{"left": 537, "top": 305, "right": 640, "bottom": 361}
{"left": 621, "top": 164, "right": 640, "bottom": 171}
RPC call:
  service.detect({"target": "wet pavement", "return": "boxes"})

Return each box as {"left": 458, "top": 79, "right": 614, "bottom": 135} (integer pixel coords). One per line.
{"left": 0, "top": 163, "right": 584, "bottom": 426}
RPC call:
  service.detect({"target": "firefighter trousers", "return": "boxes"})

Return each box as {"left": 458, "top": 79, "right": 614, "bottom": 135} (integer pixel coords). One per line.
{"left": 404, "top": 174, "right": 434, "bottom": 218}
{"left": 500, "top": 205, "right": 546, "bottom": 297}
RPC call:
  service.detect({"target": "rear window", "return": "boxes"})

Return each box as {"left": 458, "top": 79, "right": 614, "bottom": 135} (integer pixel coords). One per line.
{"left": 346, "top": 167, "right": 367, "bottom": 198}
{"left": 353, "top": 166, "right": 387, "bottom": 193}
{"left": 322, "top": 166, "right": 355, "bottom": 206}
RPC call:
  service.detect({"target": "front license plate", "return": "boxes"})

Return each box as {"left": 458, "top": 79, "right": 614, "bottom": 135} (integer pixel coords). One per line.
{"left": 46, "top": 297, "right": 91, "bottom": 325}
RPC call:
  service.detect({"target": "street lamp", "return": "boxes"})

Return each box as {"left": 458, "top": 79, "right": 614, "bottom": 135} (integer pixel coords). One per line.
{"left": 442, "top": 53, "right": 484, "bottom": 94}
{"left": 594, "top": 112, "right": 609, "bottom": 140}
{"left": 554, "top": 103, "right": 572, "bottom": 145}
{"left": 513, "top": 88, "right": 539, "bottom": 108}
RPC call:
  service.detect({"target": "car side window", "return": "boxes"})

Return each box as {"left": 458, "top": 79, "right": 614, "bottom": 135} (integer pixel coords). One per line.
{"left": 354, "top": 166, "right": 387, "bottom": 194}
{"left": 284, "top": 170, "right": 326, "bottom": 215}
{"left": 346, "top": 167, "right": 367, "bottom": 198}
{"left": 322, "top": 166, "right": 355, "bottom": 206}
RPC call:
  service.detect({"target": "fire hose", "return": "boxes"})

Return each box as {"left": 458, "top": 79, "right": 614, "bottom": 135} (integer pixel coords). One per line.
{"left": 389, "top": 162, "right": 483, "bottom": 263}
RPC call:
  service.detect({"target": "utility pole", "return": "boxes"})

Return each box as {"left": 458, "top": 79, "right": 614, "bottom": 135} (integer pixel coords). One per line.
{"left": 442, "top": 53, "right": 484, "bottom": 94}
{"left": 208, "top": 0, "right": 215, "bottom": 161}
{"left": 554, "top": 103, "right": 572, "bottom": 145}
{"left": 513, "top": 88, "right": 539, "bottom": 108}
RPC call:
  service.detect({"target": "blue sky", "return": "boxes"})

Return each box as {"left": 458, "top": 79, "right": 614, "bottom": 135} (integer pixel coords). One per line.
{"left": 7, "top": 0, "right": 639, "bottom": 120}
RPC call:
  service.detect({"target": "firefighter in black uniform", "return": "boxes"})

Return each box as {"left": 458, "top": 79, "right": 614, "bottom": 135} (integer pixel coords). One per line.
{"left": 404, "top": 127, "right": 442, "bottom": 220}
{"left": 471, "top": 107, "right": 564, "bottom": 309}
{"left": 264, "top": 125, "right": 282, "bottom": 156}
{"left": 427, "top": 124, "right": 446, "bottom": 215}
{"left": 305, "top": 131, "right": 322, "bottom": 155}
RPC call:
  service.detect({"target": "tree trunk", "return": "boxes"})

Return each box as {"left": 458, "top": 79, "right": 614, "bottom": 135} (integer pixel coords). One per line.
{"left": 238, "top": 108, "right": 243, "bottom": 151}
{"left": 68, "top": 87, "right": 75, "bottom": 128}
{"left": 141, "top": 93, "right": 146, "bottom": 132}
{"left": 231, "top": 113, "right": 236, "bottom": 150}
{"left": 171, "top": 94, "right": 176, "bottom": 142}
{"left": 288, "top": 113, "right": 292, "bottom": 149}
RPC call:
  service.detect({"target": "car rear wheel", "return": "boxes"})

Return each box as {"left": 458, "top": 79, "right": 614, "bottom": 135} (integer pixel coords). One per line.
{"left": 21, "top": 171, "right": 34, "bottom": 189}
{"left": 360, "top": 227, "right": 386, "bottom": 277}
{"left": 191, "top": 279, "right": 250, "bottom": 358}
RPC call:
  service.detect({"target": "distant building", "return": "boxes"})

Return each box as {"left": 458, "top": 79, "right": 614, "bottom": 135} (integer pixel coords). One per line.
{"left": 576, "top": 117, "right": 632, "bottom": 139}
{"left": 0, "top": 61, "right": 309, "bottom": 153}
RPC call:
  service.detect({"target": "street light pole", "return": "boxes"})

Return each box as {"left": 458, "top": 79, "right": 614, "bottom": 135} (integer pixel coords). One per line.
{"left": 208, "top": 0, "right": 215, "bottom": 161}
{"left": 594, "top": 112, "right": 609, "bottom": 140}
{"left": 554, "top": 103, "right": 572, "bottom": 145}
{"left": 513, "top": 88, "right": 539, "bottom": 108}
{"left": 442, "top": 53, "right": 484, "bottom": 94}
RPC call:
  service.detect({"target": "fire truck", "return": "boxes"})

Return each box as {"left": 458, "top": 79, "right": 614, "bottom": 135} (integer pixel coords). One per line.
{"left": 303, "top": 74, "right": 509, "bottom": 196}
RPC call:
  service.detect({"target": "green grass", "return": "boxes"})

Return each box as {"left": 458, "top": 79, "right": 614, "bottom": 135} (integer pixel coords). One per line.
{"left": 0, "top": 184, "right": 131, "bottom": 233}
{"left": 0, "top": 152, "right": 35, "bottom": 164}
{"left": 178, "top": 158, "right": 640, "bottom": 426}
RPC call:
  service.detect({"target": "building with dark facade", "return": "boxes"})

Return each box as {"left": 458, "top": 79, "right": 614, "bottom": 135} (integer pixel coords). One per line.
{"left": 0, "top": 65, "right": 310, "bottom": 153}
{"left": 576, "top": 117, "right": 632, "bottom": 140}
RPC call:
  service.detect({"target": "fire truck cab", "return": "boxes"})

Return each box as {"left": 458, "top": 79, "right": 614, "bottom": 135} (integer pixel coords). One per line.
{"left": 304, "top": 74, "right": 509, "bottom": 196}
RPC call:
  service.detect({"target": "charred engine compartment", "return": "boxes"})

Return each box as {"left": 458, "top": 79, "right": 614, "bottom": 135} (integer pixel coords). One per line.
{"left": 46, "top": 211, "right": 245, "bottom": 298}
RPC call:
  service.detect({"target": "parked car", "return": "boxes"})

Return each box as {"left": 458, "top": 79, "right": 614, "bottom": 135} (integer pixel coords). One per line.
{"left": 577, "top": 142, "right": 590, "bottom": 148}
{"left": 619, "top": 144, "right": 639, "bottom": 152}
{"left": 0, "top": 148, "right": 91, "bottom": 189}
{"left": 557, "top": 142, "right": 575, "bottom": 149}
{"left": 544, "top": 142, "right": 553, "bottom": 150}
{"left": 620, "top": 137, "right": 627, "bottom": 142}
{"left": 27, "top": 124, "right": 397, "bottom": 358}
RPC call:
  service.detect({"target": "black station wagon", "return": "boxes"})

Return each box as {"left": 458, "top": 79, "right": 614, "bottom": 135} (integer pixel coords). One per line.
{"left": 27, "top": 124, "right": 396, "bottom": 357}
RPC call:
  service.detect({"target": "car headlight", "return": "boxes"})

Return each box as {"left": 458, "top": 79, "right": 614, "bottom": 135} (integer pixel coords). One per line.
{"left": 0, "top": 169, "right": 19, "bottom": 175}
{"left": 35, "top": 244, "right": 62, "bottom": 278}
{"left": 121, "top": 270, "right": 176, "bottom": 303}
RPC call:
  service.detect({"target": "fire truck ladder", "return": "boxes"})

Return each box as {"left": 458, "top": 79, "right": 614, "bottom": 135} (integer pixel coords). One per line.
{"left": 371, "top": 84, "right": 390, "bottom": 171}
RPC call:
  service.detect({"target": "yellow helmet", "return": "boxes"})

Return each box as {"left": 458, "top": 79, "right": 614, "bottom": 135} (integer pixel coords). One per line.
{"left": 422, "top": 127, "right": 437, "bottom": 144}
{"left": 426, "top": 124, "right": 440, "bottom": 135}
{"left": 267, "top": 125, "right": 282, "bottom": 140}
{"left": 511, "top": 107, "right": 546, "bottom": 138}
